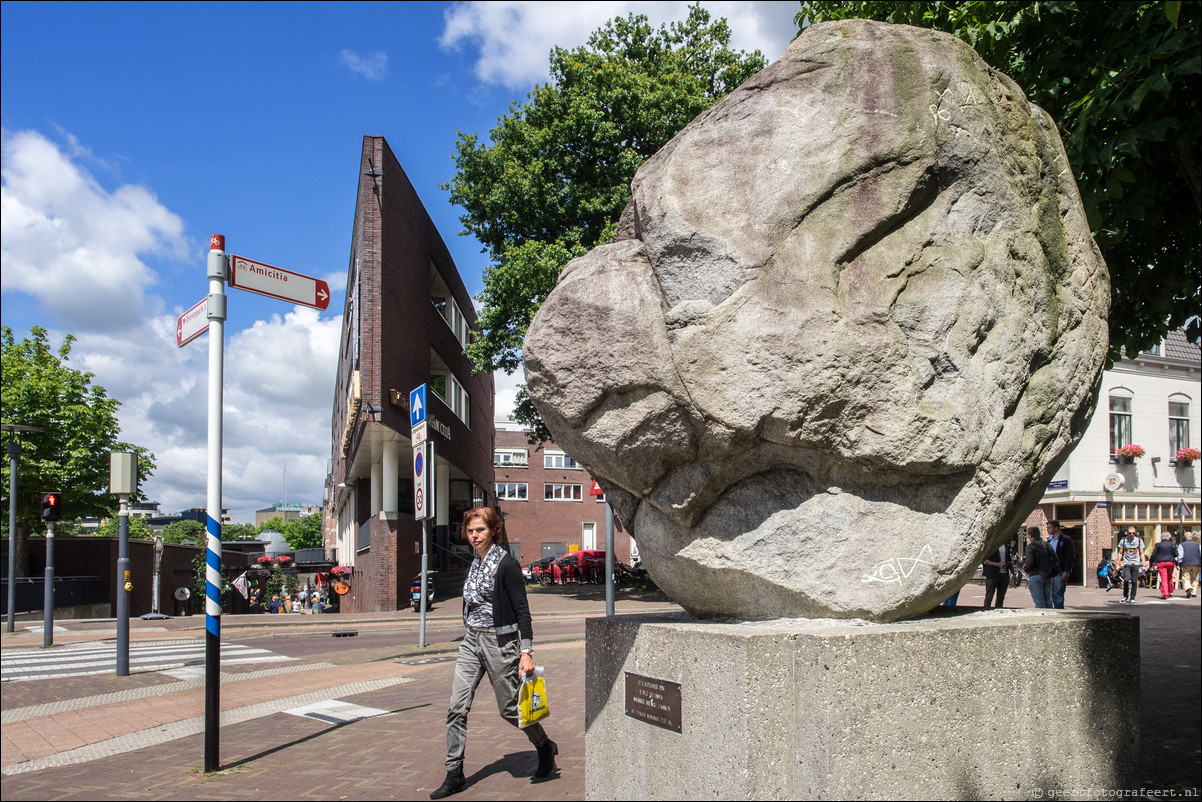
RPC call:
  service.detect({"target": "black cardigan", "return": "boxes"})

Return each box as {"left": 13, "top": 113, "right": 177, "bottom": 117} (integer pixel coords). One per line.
{"left": 462, "top": 552, "right": 534, "bottom": 647}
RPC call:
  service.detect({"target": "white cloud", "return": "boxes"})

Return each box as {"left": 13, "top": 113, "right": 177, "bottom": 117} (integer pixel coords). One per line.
{"left": 440, "top": 1, "right": 800, "bottom": 89}
{"left": 3, "top": 130, "right": 341, "bottom": 524}
{"left": 494, "top": 367, "right": 523, "bottom": 421}
{"left": 341, "top": 49, "right": 389, "bottom": 80}
{"left": 1, "top": 129, "right": 190, "bottom": 331}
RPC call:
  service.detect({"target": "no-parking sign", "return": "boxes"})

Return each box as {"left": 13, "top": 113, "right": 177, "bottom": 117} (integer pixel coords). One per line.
{"left": 414, "top": 442, "right": 433, "bottom": 520}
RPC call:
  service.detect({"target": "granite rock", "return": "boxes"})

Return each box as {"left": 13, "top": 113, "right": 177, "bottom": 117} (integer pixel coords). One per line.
{"left": 524, "top": 19, "right": 1109, "bottom": 622}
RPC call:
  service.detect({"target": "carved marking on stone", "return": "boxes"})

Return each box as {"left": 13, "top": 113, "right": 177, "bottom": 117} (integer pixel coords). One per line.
{"left": 959, "top": 81, "right": 979, "bottom": 107}
{"left": 861, "top": 544, "right": 936, "bottom": 585}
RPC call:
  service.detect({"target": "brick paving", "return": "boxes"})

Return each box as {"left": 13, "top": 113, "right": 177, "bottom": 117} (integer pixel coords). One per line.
{"left": 1, "top": 584, "right": 1198, "bottom": 799}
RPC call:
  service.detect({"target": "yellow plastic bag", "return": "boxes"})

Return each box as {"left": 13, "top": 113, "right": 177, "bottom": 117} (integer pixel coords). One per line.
{"left": 518, "top": 667, "right": 550, "bottom": 728}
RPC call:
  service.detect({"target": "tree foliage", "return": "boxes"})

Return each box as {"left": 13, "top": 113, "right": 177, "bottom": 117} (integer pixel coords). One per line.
{"left": 94, "top": 514, "right": 154, "bottom": 540}
{"left": 2, "top": 325, "right": 155, "bottom": 572}
{"left": 161, "top": 519, "right": 204, "bottom": 544}
{"left": 258, "top": 513, "right": 322, "bottom": 551}
{"left": 445, "top": 4, "right": 768, "bottom": 422}
{"left": 221, "top": 522, "right": 259, "bottom": 542}
{"left": 802, "top": 1, "right": 1202, "bottom": 358}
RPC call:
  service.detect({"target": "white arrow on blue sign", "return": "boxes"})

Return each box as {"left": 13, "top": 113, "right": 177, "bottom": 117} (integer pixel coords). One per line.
{"left": 410, "top": 385, "right": 427, "bottom": 428}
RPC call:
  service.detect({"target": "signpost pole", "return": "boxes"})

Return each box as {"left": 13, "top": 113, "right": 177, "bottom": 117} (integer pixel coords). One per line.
{"left": 5, "top": 434, "right": 21, "bottom": 634}
{"left": 116, "top": 495, "right": 130, "bottom": 676}
{"left": 43, "top": 521, "right": 54, "bottom": 647}
{"left": 410, "top": 385, "right": 430, "bottom": 649}
{"left": 204, "top": 234, "right": 228, "bottom": 773}
{"left": 605, "top": 501, "right": 615, "bottom": 617}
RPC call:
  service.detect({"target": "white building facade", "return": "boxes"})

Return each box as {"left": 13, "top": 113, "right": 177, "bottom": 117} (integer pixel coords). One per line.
{"left": 1024, "top": 330, "right": 1201, "bottom": 584}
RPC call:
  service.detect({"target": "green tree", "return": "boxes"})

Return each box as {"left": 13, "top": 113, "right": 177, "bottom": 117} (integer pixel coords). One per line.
{"left": 94, "top": 515, "right": 154, "bottom": 540}
{"left": 445, "top": 5, "right": 767, "bottom": 433}
{"left": 2, "top": 325, "right": 156, "bottom": 573}
{"left": 802, "top": 1, "right": 1201, "bottom": 359}
{"left": 257, "top": 513, "right": 323, "bottom": 551}
{"left": 221, "top": 522, "right": 259, "bottom": 542}
{"left": 161, "top": 519, "right": 204, "bottom": 545}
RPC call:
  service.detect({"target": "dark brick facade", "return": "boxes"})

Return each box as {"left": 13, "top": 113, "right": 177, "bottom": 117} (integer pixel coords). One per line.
{"left": 494, "top": 428, "right": 633, "bottom": 566}
{"left": 327, "top": 136, "right": 493, "bottom": 612}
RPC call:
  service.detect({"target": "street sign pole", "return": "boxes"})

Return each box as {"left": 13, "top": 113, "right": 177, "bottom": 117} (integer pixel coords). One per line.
{"left": 43, "top": 521, "right": 54, "bottom": 647}
{"left": 116, "top": 496, "right": 130, "bottom": 676}
{"left": 605, "top": 501, "right": 615, "bottom": 617}
{"left": 204, "top": 234, "right": 228, "bottom": 773}
{"left": 411, "top": 385, "right": 431, "bottom": 649}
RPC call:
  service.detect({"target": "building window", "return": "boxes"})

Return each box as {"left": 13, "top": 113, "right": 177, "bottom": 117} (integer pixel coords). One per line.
{"left": 544, "top": 451, "right": 580, "bottom": 470}
{"left": 496, "top": 482, "right": 528, "bottom": 501}
{"left": 1109, "top": 395, "right": 1132, "bottom": 455}
{"left": 430, "top": 261, "right": 470, "bottom": 349}
{"left": 430, "top": 370, "right": 470, "bottom": 427}
{"left": 1170, "top": 399, "right": 1190, "bottom": 456}
{"left": 544, "top": 483, "right": 582, "bottom": 501}
{"left": 494, "top": 448, "right": 528, "bottom": 468}
{"left": 1053, "top": 503, "right": 1085, "bottom": 523}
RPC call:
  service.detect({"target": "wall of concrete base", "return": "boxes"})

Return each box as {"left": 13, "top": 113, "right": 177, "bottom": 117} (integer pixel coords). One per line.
{"left": 585, "top": 610, "right": 1139, "bottom": 800}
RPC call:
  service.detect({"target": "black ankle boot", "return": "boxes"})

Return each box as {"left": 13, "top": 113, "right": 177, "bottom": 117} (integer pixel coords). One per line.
{"left": 535, "top": 739, "right": 558, "bottom": 777}
{"left": 429, "top": 770, "right": 465, "bottom": 799}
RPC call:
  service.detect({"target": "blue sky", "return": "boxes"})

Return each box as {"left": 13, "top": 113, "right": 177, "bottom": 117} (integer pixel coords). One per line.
{"left": 1, "top": 1, "right": 800, "bottom": 523}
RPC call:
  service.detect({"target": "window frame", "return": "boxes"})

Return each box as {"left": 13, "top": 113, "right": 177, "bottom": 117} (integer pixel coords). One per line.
{"left": 495, "top": 482, "right": 528, "bottom": 501}
{"left": 544, "top": 483, "right": 583, "bottom": 501}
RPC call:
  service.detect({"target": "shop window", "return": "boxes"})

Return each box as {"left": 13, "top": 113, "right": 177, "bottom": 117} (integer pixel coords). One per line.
{"left": 1053, "top": 503, "right": 1085, "bottom": 523}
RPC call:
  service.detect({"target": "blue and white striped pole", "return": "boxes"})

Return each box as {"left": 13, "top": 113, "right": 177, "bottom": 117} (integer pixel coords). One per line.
{"left": 204, "top": 234, "right": 227, "bottom": 772}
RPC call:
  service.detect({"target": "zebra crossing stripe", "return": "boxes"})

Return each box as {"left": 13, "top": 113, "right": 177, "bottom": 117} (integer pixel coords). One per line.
{"left": 1, "top": 641, "right": 287, "bottom": 681}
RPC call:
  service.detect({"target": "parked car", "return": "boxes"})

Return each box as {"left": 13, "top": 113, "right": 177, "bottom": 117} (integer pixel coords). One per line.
{"left": 524, "top": 556, "right": 556, "bottom": 584}
{"left": 549, "top": 550, "right": 607, "bottom": 584}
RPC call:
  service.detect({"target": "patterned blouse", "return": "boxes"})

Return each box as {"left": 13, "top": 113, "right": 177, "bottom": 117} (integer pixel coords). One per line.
{"left": 463, "top": 544, "right": 506, "bottom": 629}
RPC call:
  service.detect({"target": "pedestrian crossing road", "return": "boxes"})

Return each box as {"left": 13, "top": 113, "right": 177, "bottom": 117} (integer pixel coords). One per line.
{"left": 1, "top": 639, "right": 289, "bottom": 682}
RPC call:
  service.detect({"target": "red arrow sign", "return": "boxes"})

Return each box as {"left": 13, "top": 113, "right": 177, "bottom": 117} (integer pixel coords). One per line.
{"left": 228, "top": 255, "right": 331, "bottom": 310}
{"left": 176, "top": 297, "right": 209, "bottom": 348}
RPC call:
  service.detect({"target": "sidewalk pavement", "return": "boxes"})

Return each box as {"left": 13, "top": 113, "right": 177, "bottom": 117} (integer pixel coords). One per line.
{"left": 1, "top": 583, "right": 1198, "bottom": 800}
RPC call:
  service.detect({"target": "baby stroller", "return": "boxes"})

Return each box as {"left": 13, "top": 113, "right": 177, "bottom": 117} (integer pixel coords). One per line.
{"left": 1097, "top": 559, "right": 1121, "bottom": 591}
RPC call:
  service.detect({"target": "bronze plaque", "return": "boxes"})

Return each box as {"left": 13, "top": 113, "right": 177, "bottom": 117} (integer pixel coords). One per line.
{"left": 624, "top": 672, "right": 682, "bottom": 733}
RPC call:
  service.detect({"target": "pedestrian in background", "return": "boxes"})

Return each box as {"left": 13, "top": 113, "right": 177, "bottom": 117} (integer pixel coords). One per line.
{"left": 1023, "top": 526, "right": 1057, "bottom": 608}
{"left": 1047, "top": 520, "right": 1074, "bottom": 608}
{"left": 1116, "top": 528, "right": 1146, "bottom": 604}
{"left": 1178, "top": 532, "right": 1201, "bottom": 599}
{"left": 1149, "top": 533, "right": 1180, "bottom": 599}
{"left": 982, "top": 543, "right": 1011, "bottom": 608}
{"left": 430, "top": 507, "right": 557, "bottom": 799}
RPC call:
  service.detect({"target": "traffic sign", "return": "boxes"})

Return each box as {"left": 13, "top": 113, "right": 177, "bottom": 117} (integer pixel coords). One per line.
{"left": 228, "top": 255, "right": 331, "bottom": 310}
{"left": 590, "top": 481, "right": 604, "bottom": 496}
{"left": 410, "top": 385, "right": 427, "bottom": 428}
{"left": 176, "top": 297, "right": 209, "bottom": 348}
{"left": 414, "top": 442, "right": 432, "bottom": 520}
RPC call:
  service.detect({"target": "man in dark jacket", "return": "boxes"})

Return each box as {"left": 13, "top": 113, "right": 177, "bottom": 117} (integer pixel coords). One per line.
{"left": 1179, "top": 532, "right": 1201, "bottom": 599}
{"left": 1047, "top": 520, "right": 1074, "bottom": 609}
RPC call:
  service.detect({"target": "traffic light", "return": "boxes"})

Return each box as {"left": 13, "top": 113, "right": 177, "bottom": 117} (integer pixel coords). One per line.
{"left": 41, "top": 491, "right": 63, "bottom": 522}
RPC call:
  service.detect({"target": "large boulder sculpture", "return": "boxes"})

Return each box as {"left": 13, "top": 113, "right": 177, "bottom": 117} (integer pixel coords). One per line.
{"left": 524, "top": 19, "right": 1109, "bottom": 622}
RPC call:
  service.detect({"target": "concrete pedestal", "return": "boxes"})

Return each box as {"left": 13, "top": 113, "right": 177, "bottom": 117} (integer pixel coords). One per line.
{"left": 585, "top": 610, "right": 1138, "bottom": 800}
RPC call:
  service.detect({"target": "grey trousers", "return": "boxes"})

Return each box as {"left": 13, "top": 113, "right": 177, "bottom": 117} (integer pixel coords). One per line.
{"left": 444, "top": 627, "right": 547, "bottom": 773}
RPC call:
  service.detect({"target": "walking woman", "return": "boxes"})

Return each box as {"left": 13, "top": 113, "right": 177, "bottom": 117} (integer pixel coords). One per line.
{"left": 430, "top": 507, "right": 557, "bottom": 799}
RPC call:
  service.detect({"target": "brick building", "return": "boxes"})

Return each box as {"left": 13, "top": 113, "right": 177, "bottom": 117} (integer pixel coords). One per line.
{"left": 325, "top": 135, "right": 494, "bottom": 612}
{"left": 1023, "top": 329, "right": 1201, "bottom": 582}
{"left": 493, "top": 421, "right": 636, "bottom": 565}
